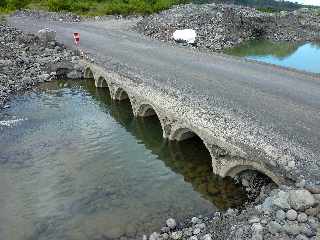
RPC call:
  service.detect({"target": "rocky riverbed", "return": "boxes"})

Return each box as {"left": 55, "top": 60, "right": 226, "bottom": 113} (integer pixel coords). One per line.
{"left": 136, "top": 4, "right": 320, "bottom": 51}
{"left": 0, "top": 23, "right": 83, "bottom": 109}
{"left": 147, "top": 185, "right": 320, "bottom": 240}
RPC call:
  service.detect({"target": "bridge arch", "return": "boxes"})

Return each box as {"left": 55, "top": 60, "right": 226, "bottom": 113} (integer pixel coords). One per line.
{"left": 137, "top": 103, "right": 158, "bottom": 117}
{"left": 114, "top": 87, "right": 129, "bottom": 101}
{"left": 136, "top": 103, "right": 166, "bottom": 135}
{"left": 84, "top": 67, "right": 94, "bottom": 79}
{"left": 170, "top": 127, "right": 201, "bottom": 142}
{"left": 96, "top": 76, "right": 108, "bottom": 88}
{"left": 219, "top": 161, "right": 281, "bottom": 186}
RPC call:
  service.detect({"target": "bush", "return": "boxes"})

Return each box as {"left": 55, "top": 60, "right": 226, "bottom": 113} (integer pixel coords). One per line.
{"left": 3, "top": 0, "right": 30, "bottom": 9}
{"left": 47, "top": 0, "right": 72, "bottom": 11}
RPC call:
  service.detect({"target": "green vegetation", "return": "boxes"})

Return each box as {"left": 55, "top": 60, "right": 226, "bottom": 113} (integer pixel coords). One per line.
{"left": 0, "top": 0, "right": 318, "bottom": 15}
{"left": 0, "top": 0, "right": 189, "bottom": 15}
{"left": 0, "top": 0, "right": 31, "bottom": 13}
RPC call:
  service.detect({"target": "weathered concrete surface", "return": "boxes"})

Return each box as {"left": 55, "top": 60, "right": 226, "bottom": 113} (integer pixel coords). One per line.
{"left": 8, "top": 16, "right": 320, "bottom": 185}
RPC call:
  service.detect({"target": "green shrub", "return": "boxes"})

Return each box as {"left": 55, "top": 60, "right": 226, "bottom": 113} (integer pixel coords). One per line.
{"left": 257, "top": 7, "right": 278, "bottom": 13}
{"left": 47, "top": 0, "right": 72, "bottom": 11}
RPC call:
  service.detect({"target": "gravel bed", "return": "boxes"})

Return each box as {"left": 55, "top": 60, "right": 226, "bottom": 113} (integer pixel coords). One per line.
{"left": 136, "top": 4, "right": 320, "bottom": 51}
{"left": 0, "top": 24, "right": 83, "bottom": 109}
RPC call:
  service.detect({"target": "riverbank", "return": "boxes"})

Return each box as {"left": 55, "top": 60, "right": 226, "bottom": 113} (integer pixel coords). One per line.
{"left": 148, "top": 185, "right": 320, "bottom": 240}
{"left": 136, "top": 4, "right": 320, "bottom": 51}
{"left": 0, "top": 24, "right": 83, "bottom": 109}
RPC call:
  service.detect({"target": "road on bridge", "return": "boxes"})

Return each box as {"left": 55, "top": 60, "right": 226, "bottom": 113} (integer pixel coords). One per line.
{"left": 8, "top": 16, "right": 320, "bottom": 182}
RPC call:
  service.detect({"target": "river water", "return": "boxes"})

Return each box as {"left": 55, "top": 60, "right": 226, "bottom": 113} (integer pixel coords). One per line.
{"left": 0, "top": 80, "right": 247, "bottom": 240}
{"left": 225, "top": 40, "right": 320, "bottom": 74}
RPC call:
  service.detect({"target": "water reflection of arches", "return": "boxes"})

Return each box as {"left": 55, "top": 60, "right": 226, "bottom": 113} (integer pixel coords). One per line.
{"left": 80, "top": 79, "right": 247, "bottom": 210}
{"left": 167, "top": 138, "right": 247, "bottom": 210}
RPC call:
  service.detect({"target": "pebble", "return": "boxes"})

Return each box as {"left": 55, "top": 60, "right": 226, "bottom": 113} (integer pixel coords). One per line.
{"left": 251, "top": 223, "right": 263, "bottom": 240}
{"left": 201, "top": 234, "right": 212, "bottom": 240}
{"left": 166, "top": 218, "right": 177, "bottom": 229}
{"left": 268, "top": 221, "right": 282, "bottom": 234}
{"left": 276, "top": 209, "right": 286, "bottom": 221}
{"left": 193, "top": 228, "right": 201, "bottom": 235}
{"left": 286, "top": 209, "right": 298, "bottom": 221}
{"left": 149, "top": 232, "right": 160, "bottom": 240}
{"left": 297, "top": 213, "right": 308, "bottom": 223}
{"left": 191, "top": 217, "right": 200, "bottom": 224}
{"left": 295, "top": 234, "right": 309, "bottom": 240}
{"left": 171, "top": 231, "right": 183, "bottom": 240}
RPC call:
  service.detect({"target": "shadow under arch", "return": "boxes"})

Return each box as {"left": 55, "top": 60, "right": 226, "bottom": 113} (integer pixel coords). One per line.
{"left": 136, "top": 103, "right": 165, "bottom": 137}
{"left": 96, "top": 76, "right": 108, "bottom": 88}
{"left": 114, "top": 88, "right": 129, "bottom": 101}
{"left": 222, "top": 163, "right": 281, "bottom": 187}
{"left": 84, "top": 67, "right": 94, "bottom": 79}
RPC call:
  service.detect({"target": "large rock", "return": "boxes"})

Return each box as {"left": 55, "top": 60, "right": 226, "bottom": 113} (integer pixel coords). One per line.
{"left": 273, "top": 190, "right": 290, "bottom": 210}
{"left": 37, "top": 28, "right": 56, "bottom": 44}
{"left": 172, "top": 29, "right": 196, "bottom": 44}
{"left": 288, "top": 190, "right": 315, "bottom": 211}
{"left": 67, "top": 70, "right": 83, "bottom": 79}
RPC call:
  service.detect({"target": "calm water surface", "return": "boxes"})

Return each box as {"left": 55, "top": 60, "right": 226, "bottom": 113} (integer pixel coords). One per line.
{"left": 0, "top": 80, "right": 247, "bottom": 240}
{"left": 226, "top": 40, "right": 320, "bottom": 74}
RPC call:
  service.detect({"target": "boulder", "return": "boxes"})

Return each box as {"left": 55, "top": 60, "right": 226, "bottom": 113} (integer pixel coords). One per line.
{"left": 172, "top": 29, "right": 196, "bottom": 44}
{"left": 37, "top": 28, "right": 56, "bottom": 44}
{"left": 67, "top": 70, "right": 83, "bottom": 79}
{"left": 166, "top": 218, "right": 176, "bottom": 229}
{"left": 273, "top": 190, "right": 290, "bottom": 210}
{"left": 288, "top": 190, "right": 315, "bottom": 211}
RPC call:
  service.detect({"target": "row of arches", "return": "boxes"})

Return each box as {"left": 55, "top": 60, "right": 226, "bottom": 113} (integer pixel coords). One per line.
{"left": 84, "top": 67, "right": 280, "bottom": 186}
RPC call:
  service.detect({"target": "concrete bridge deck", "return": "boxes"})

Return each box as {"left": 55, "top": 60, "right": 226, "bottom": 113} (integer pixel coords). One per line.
{"left": 8, "top": 16, "right": 320, "bottom": 185}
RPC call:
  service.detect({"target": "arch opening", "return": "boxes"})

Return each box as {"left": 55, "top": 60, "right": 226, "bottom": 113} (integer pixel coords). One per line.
{"left": 171, "top": 129, "right": 212, "bottom": 169}
{"left": 172, "top": 128, "right": 199, "bottom": 142}
{"left": 115, "top": 88, "right": 129, "bottom": 101}
{"left": 139, "top": 105, "right": 157, "bottom": 118}
{"left": 96, "top": 76, "right": 108, "bottom": 88}
{"left": 227, "top": 165, "right": 278, "bottom": 200}
{"left": 84, "top": 67, "right": 94, "bottom": 79}
{"left": 137, "top": 104, "right": 163, "bottom": 138}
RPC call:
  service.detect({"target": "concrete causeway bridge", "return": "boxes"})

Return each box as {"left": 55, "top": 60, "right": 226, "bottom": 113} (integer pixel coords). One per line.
{"left": 9, "top": 16, "right": 320, "bottom": 186}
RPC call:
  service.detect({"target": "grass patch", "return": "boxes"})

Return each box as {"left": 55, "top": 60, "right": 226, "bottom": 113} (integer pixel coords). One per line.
{"left": 257, "top": 7, "right": 279, "bottom": 13}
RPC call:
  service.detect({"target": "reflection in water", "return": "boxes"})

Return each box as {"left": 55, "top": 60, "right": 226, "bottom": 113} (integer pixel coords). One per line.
{"left": 85, "top": 80, "right": 247, "bottom": 209}
{"left": 226, "top": 40, "right": 320, "bottom": 73}
{"left": 0, "top": 80, "right": 247, "bottom": 240}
